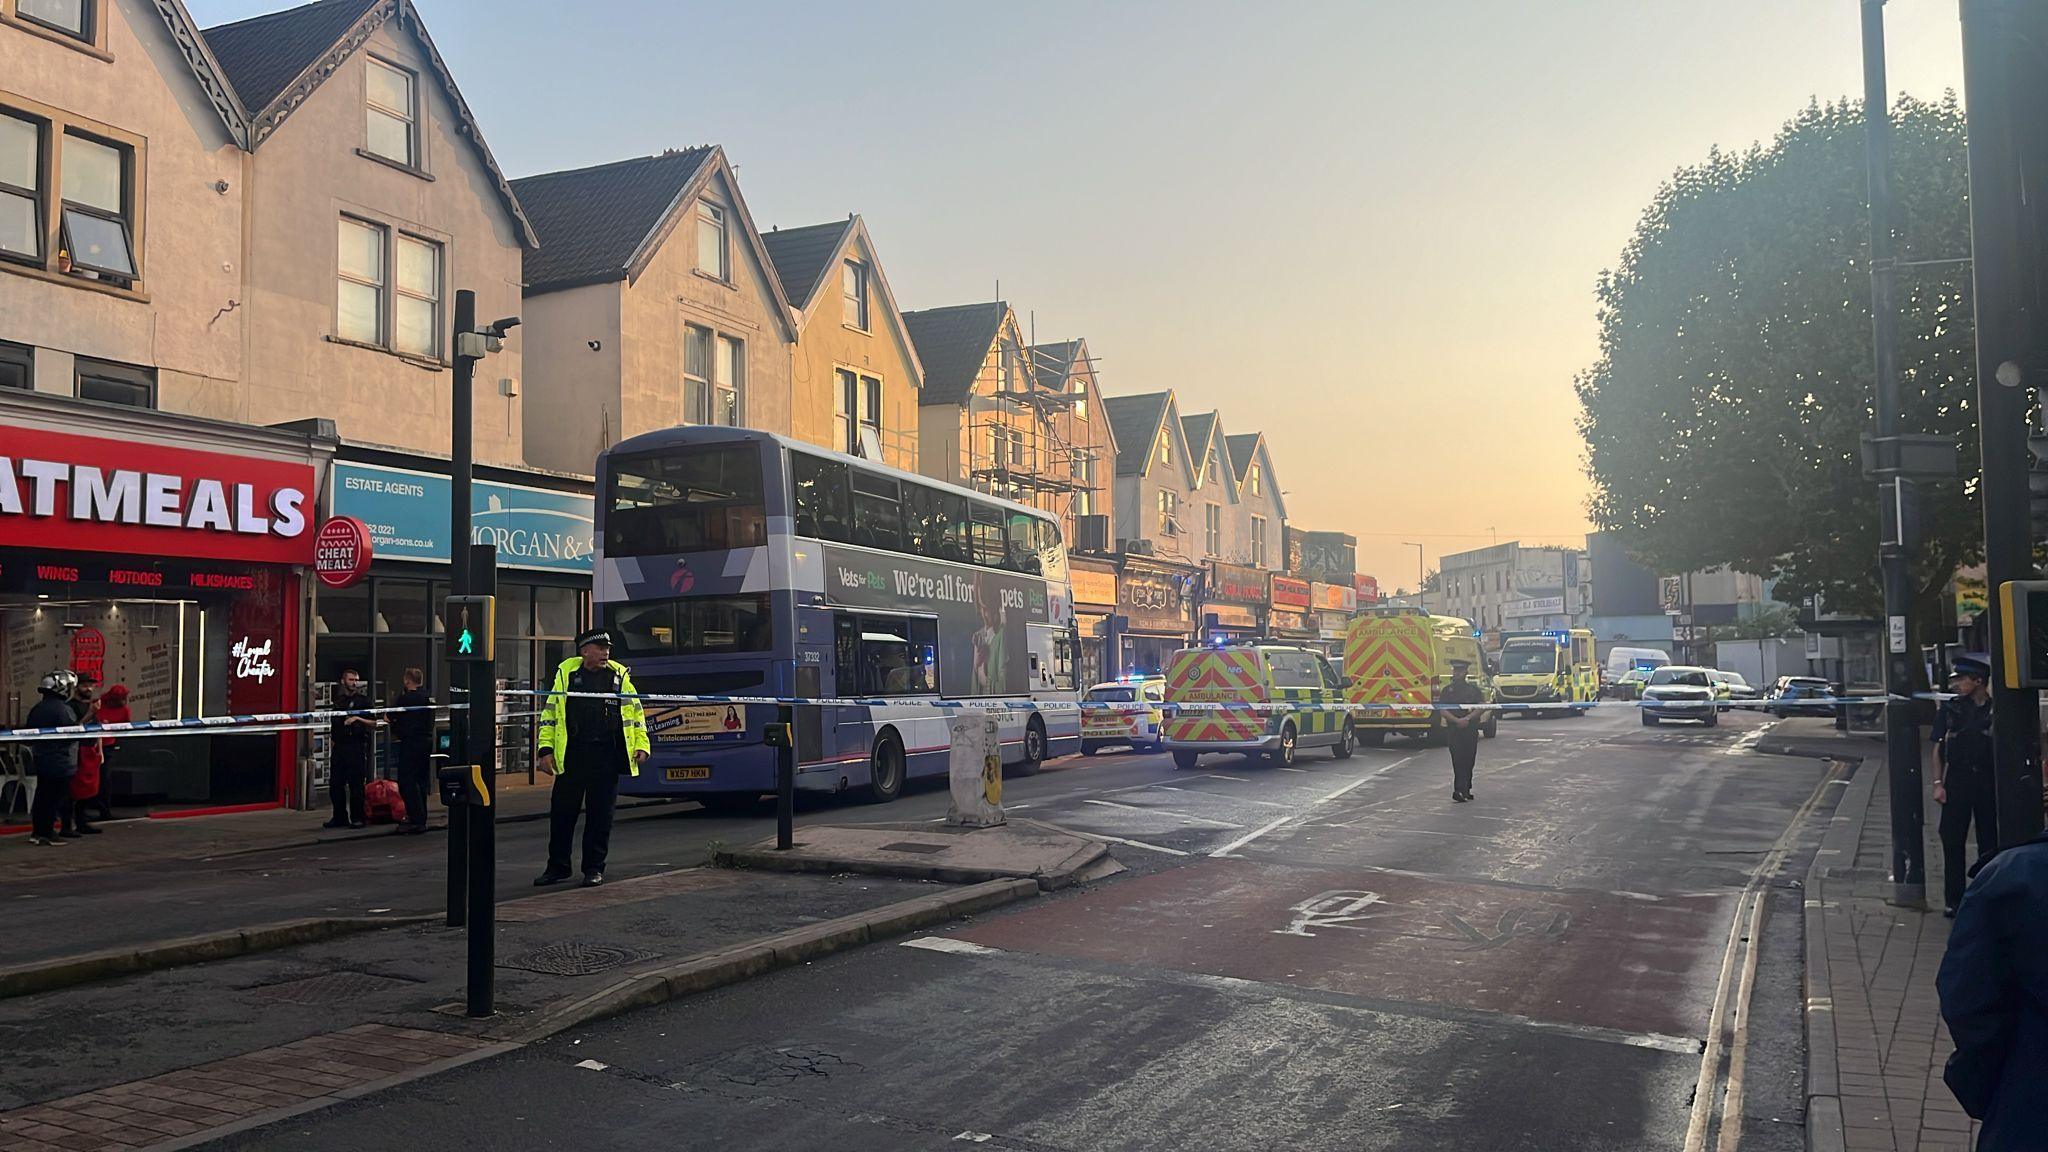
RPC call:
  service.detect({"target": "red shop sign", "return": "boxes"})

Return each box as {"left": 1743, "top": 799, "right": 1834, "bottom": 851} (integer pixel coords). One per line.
{"left": 0, "top": 426, "right": 315, "bottom": 565}
{"left": 1270, "top": 575, "right": 1312, "bottom": 610}
{"left": 314, "top": 516, "right": 373, "bottom": 588}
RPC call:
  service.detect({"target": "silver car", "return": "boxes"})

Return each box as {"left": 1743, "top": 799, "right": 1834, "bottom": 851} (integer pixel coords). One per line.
{"left": 1641, "top": 666, "right": 1720, "bottom": 727}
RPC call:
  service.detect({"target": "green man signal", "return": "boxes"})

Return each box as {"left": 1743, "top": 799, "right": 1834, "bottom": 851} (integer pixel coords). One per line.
{"left": 445, "top": 596, "right": 496, "bottom": 663}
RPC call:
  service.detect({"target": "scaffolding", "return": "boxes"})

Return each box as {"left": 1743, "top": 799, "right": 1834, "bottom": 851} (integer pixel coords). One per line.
{"left": 964, "top": 346, "right": 1097, "bottom": 522}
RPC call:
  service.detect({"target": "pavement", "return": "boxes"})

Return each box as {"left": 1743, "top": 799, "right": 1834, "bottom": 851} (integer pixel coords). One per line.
{"left": 1800, "top": 725, "right": 1981, "bottom": 1152}
{"left": 176, "top": 704, "right": 1853, "bottom": 1151}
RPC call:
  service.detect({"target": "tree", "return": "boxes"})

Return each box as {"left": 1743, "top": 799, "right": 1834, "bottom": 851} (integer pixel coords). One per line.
{"left": 1706, "top": 603, "right": 1802, "bottom": 642}
{"left": 1576, "top": 96, "right": 1975, "bottom": 619}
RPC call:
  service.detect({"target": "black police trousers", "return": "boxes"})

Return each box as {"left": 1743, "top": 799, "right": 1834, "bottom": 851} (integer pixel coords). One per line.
{"left": 1939, "top": 766, "right": 1998, "bottom": 910}
{"left": 547, "top": 753, "right": 622, "bottom": 876}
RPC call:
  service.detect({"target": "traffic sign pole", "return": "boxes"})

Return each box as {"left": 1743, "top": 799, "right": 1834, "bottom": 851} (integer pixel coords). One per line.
{"left": 463, "top": 545, "right": 498, "bottom": 1018}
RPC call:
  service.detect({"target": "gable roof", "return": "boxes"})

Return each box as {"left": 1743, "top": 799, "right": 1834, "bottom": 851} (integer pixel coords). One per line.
{"left": 190, "top": 0, "right": 536, "bottom": 246}
{"left": 1028, "top": 341, "right": 1079, "bottom": 389}
{"left": 760, "top": 219, "right": 853, "bottom": 309}
{"left": 1104, "top": 392, "right": 1173, "bottom": 477}
{"left": 1225, "top": 431, "right": 1285, "bottom": 520}
{"left": 1225, "top": 433, "right": 1263, "bottom": 482}
{"left": 902, "top": 302, "right": 1009, "bottom": 407}
{"left": 1181, "top": 412, "right": 1220, "bottom": 486}
{"left": 147, "top": 1, "right": 252, "bottom": 143}
{"left": 512, "top": 148, "right": 715, "bottom": 293}
{"left": 203, "top": 0, "right": 374, "bottom": 114}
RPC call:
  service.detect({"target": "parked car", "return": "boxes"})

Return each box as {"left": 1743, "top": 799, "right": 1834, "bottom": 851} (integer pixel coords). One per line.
{"left": 1765, "top": 676, "right": 1835, "bottom": 718}
{"left": 1608, "top": 667, "right": 1655, "bottom": 701}
{"left": 1080, "top": 677, "right": 1166, "bottom": 755}
{"left": 1641, "top": 666, "right": 1721, "bottom": 727}
{"left": 1710, "top": 670, "right": 1760, "bottom": 711}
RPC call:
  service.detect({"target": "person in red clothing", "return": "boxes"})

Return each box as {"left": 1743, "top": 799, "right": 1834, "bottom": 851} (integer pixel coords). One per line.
{"left": 61, "top": 674, "right": 103, "bottom": 836}
{"left": 82, "top": 684, "right": 131, "bottom": 822}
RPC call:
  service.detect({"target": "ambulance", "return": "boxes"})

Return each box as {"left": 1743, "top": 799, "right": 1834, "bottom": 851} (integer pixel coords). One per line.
{"left": 1493, "top": 628, "right": 1599, "bottom": 717}
{"left": 1343, "top": 606, "right": 1497, "bottom": 745}
{"left": 1161, "top": 642, "right": 1354, "bottom": 769}
{"left": 1079, "top": 676, "right": 1167, "bottom": 755}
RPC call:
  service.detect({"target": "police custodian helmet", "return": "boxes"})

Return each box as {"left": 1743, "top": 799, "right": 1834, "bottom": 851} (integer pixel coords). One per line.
{"left": 40, "top": 669, "right": 78, "bottom": 696}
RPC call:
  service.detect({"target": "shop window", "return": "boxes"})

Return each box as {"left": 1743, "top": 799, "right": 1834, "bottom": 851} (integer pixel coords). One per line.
{"left": 534, "top": 585, "right": 582, "bottom": 641}
{"left": 315, "top": 581, "right": 372, "bottom": 635}
{"left": 376, "top": 579, "right": 433, "bottom": 635}
{"left": 0, "top": 339, "right": 30, "bottom": 389}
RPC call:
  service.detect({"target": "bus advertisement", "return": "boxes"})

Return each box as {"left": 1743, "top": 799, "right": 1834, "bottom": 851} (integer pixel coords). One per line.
{"left": 594, "top": 427, "right": 1079, "bottom": 809}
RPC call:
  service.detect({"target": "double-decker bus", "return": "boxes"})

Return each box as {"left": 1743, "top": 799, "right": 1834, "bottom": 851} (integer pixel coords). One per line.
{"left": 594, "top": 426, "right": 1080, "bottom": 807}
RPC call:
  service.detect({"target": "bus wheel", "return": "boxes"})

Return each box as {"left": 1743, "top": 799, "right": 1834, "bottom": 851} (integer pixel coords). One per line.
{"left": 1009, "top": 717, "right": 1047, "bottom": 778}
{"left": 1332, "top": 721, "right": 1356, "bottom": 760}
{"left": 861, "top": 733, "right": 905, "bottom": 804}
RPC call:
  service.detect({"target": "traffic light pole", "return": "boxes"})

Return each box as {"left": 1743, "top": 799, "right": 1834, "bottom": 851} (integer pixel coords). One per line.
{"left": 464, "top": 543, "right": 498, "bottom": 1018}
{"left": 1861, "top": 0, "right": 1925, "bottom": 903}
{"left": 1960, "top": 0, "right": 2046, "bottom": 848}
{"left": 445, "top": 290, "right": 476, "bottom": 928}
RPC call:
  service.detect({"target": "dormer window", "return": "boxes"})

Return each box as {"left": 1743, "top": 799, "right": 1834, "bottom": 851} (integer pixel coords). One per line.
{"left": 365, "top": 57, "right": 418, "bottom": 167}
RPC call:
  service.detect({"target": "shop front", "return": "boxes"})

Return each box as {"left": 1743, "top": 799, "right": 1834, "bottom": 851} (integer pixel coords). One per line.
{"left": 0, "top": 399, "right": 328, "bottom": 816}
{"left": 322, "top": 452, "right": 593, "bottom": 778}
{"left": 1204, "top": 561, "right": 1269, "bottom": 644}
{"left": 1268, "top": 575, "right": 1317, "bottom": 642}
{"left": 1312, "top": 581, "right": 1358, "bottom": 655}
{"left": 1112, "top": 557, "right": 1197, "bottom": 676}
{"left": 1070, "top": 560, "right": 1118, "bottom": 687}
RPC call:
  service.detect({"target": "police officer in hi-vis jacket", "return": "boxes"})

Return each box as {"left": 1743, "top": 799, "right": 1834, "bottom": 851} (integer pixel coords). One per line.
{"left": 533, "top": 630, "right": 650, "bottom": 888}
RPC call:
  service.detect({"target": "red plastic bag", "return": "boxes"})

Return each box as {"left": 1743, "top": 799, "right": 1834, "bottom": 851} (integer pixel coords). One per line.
{"left": 364, "top": 778, "right": 407, "bottom": 825}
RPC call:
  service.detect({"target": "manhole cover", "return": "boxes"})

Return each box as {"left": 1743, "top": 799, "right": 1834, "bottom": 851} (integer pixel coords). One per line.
{"left": 498, "top": 941, "right": 660, "bottom": 976}
{"left": 250, "top": 971, "right": 413, "bottom": 1004}
{"left": 879, "top": 842, "right": 947, "bottom": 855}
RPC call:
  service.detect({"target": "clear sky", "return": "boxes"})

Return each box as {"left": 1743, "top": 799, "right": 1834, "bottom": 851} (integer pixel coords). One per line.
{"left": 192, "top": 0, "right": 1968, "bottom": 588}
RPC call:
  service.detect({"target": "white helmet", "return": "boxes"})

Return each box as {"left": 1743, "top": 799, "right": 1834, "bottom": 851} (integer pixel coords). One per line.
{"left": 40, "top": 669, "right": 78, "bottom": 697}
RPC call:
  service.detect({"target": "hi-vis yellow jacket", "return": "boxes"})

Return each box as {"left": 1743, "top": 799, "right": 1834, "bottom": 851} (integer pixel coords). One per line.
{"left": 537, "top": 657, "right": 651, "bottom": 775}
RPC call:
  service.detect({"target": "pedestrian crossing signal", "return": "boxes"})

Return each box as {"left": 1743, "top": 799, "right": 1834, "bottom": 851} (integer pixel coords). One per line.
{"left": 445, "top": 596, "right": 496, "bottom": 663}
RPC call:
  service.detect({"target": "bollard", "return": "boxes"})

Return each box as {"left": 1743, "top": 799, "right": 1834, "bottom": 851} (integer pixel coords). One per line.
{"left": 946, "top": 713, "right": 1005, "bottom": 828}
{"left": 768, "top": 704, "right": 796, "bottom": 850}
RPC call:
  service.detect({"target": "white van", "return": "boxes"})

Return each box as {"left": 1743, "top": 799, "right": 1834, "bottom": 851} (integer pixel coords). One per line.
{"left": 1603, "top": 646, "right": 1672, "bottom": 699}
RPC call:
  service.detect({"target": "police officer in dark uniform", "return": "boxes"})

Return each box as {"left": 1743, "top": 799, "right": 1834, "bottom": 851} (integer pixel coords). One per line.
{"left": 1441, "top": 659, "right": 1487, "bottom": 803}
{"left": 533, "top": 630, "right": 650, "bottom": 888}
{"left": 1931, "top": 656, "right": 1998, "bottom": 917}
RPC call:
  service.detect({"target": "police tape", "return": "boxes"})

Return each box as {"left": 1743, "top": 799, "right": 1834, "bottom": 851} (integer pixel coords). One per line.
{"left": 0, "top": 702, "right": 465, "bottom": 743}
{"left": 0, "top": 688, "right": 1933, "bottom": 743}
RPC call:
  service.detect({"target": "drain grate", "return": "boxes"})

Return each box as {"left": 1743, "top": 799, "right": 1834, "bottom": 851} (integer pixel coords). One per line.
{"left": 879, "top": 841, "right": 948, "bottom": 855}
{"left": 497, "top": 940, "right": 660, "bottom": 977}
{"left": 249, "top": 971, "right": 413, "bottom": 1005}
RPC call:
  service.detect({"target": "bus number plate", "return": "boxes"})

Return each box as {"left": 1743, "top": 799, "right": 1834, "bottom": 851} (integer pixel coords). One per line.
{"left": 665, "top": 767, "right": 711, "bottom": 781}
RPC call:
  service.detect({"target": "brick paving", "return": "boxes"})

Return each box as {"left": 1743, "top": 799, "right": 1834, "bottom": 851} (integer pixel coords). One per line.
{"left": 0, "top": 1024, "right": 490, "bottom": 1151}
{"left": 1822, "top": 776, "right": 1979, "bottom": 1152}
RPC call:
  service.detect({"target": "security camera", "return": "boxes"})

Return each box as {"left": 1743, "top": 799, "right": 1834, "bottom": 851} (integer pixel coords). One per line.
{"left": 490, "top": 316, "right": 521, "bottom": 333}
{"left": 587, "top": 339, "right": 603, "bottom": 352}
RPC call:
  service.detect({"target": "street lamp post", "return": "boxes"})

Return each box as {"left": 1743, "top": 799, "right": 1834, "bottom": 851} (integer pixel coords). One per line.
{"left": 1404, "top": 542, "right": 1425, "bottom": 610}
{"left": 1860, "top": 0, "right": 1927, "bottom": 905}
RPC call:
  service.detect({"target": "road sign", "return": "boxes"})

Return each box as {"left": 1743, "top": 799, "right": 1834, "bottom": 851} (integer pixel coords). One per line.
{"left": 445, "top": 595, "right": 496, "bottom": 663}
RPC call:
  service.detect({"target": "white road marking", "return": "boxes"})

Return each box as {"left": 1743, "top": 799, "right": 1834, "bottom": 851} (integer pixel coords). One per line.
{"left": 574, "top": 1059, "right": 609, "bottom": 1071}
{"left": 954, "top": 1133, "right": 993, "bottom": 1143}
{"left": 903, "top": 936, "right": 1003, "bottom": 956}
{"left": 1276, "top": 767, "right": 1309, "bottom": 773}
{"left": 1722, "top": 720, "right": 1779, "bottom": 757}
{"left": 1049, "top": 827, "right": 1192, "bottom": 856}
{"left": 1203, "top": 773, "right": 1252, "bottom": 782}
{"left": 1211, "top": 815, "right": 1293, "bottom": 857}
{"left": 1210, "top": 757, "right": 1413, "bottom": 857}
{"left": 1083, "top": 799, "right": 1243, "bottom": 827}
